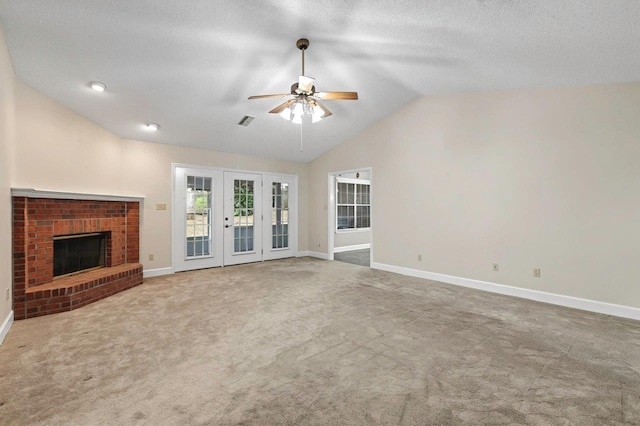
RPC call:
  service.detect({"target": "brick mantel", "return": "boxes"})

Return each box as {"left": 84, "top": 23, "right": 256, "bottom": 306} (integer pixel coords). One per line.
{"left": 12, "top": 191, "right": 144, "bottom": 320}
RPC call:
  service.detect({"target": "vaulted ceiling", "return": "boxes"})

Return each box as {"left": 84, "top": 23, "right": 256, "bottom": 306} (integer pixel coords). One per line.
{"left": 1, "top": 1, "right": 639, "bottom": 162}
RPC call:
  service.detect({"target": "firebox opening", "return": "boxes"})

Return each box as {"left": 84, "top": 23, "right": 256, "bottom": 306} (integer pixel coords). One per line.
{"left": 53, "top": 232, "right": 107, "bottom": 278}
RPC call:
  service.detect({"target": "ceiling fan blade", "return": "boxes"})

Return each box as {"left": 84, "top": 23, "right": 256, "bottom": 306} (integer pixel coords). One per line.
{"left": 248, "top": 94, "right": 291, "bottom": 100}
{"left": 314, "top": 91, "right": 358, "bottom": 100}
{"left": 269, "top": 99, "right": 296, "bottom": 114}
{"left": 298, "top": 75, "right": 315, "bottom": 94}
{"left": 315, "top": 101, "right": 333, "bottom": 118}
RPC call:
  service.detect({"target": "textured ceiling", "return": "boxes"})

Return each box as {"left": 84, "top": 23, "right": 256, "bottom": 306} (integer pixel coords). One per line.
{"left": 1, "top": 1, "right": 639, "bottom": 162}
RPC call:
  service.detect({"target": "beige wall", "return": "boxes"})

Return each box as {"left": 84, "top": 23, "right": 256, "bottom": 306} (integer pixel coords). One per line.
{"left": 14, "top": 82, "right": 309, "bottom": 272}
{"left": 334, "top": 231, "right": 370, "bottom": 249}
{"left": 15, "top": 83, "right": 124, "bottom": 193}
{"left": 310, "top": 83, "right": 640, "bottom": 309}
{"left": 0, "top": 25, "right": 16, "bottom": 332}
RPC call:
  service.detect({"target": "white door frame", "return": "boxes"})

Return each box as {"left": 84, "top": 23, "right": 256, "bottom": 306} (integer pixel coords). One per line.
{"left": 327, "top": 167, "right": 373, "bottom": 266}
{"left": 171, "top": 163, "right": 299, "bottom": 272}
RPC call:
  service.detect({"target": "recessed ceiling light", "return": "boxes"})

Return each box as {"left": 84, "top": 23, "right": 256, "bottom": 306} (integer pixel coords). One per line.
{"left": 89, "top": 81, "right": 106, "bottom": 92}
{"left": 145, "top": 123, "right": 160, "bottom": 131}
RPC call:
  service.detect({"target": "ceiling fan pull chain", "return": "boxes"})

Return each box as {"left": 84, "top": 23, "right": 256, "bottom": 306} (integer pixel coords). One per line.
{"left": 300, "top": 120, "right": 303, "bottom": 152}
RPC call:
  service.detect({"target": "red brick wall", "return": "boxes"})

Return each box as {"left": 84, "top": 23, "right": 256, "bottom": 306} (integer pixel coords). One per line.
{"left": 12, "top": 197, "right": 143, "bottom": 320}
{"left": 12, "top": 198, "right": 27, "bottom": 310}
{"left": 13, "top": 197, "right": 140, "bottom": 288}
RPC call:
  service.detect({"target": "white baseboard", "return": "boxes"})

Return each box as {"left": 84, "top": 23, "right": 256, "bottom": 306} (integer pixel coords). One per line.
{"left": 296, "top": 251, "right": 310, "bottom": 257}
{"left": 371, "top": 262, "right": 640, "bottom": 321}
{"left": 307, "top": 251, "right": 329, "bottom": 260}
{"left": 0, "top": 310, "right": 14, "bottom": 346}
{"left": 143, "top": 267, "right": 174, "bottom": 278}
{"left": 333, "top": 243, "right": 371, "bottom": 253}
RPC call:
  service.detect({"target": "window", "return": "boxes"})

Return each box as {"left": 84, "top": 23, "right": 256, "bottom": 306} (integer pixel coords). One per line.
{"left": 336, "top": 178, "right": 370, "bottom": 231}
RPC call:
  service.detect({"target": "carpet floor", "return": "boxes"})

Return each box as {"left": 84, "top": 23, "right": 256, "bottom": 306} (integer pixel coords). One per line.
{"left": 1, "top": 257, "right": 639, "bottom": 425}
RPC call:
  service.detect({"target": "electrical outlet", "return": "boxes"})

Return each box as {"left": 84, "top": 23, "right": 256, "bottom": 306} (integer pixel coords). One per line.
{"left": 533, "top": 268, "right": 541, "bottom": 278}
{"left": 149, "top": 253, "right": 154, "bottom": 261}
{"left": 5, "top": 288, "right": 9, "bottom": 301}
{"left": 156, "top": 203, "right": 167, "bottom": 211}
{"left": 317, "top": 242, "right": 321, "bottom": 247}
{"left": 417, "top": 254, "right": 422, "bottom": 262}
{"left": 493, "top": 263, "right": 499, "bottom": 272}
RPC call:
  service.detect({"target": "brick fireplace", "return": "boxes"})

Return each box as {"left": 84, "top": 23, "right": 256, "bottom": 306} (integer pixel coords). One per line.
{"left": 12, "top": 190, "right": 144, "bottom": 319}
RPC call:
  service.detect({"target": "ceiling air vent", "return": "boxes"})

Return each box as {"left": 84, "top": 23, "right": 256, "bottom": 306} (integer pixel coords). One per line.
{"left": 237, "top": 115, "right": 255, "bottom": 127}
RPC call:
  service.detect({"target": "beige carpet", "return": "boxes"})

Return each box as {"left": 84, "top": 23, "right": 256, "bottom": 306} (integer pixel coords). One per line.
{"left": 1, "top": 257, "right": 639, "bottom": 425}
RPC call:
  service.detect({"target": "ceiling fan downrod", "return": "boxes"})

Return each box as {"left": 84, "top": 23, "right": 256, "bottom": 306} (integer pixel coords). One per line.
{"left": 297, "top": 38, "right": 309, "bottom": 76}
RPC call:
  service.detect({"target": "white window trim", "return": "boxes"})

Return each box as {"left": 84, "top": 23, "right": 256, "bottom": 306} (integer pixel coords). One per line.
{"left": 336, "top": 177, "right": 369, "bottom": 185}
{"left": 336, "top": 177, "right": 371, "bottom": 233}
{"left": 336, "top": 227, "right": 370, "bottom": 234}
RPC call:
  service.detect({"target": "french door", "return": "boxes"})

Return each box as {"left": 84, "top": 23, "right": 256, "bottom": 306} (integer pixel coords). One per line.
{"left": 174, "top": 167, "right": 297, "bottom": 272}
{"left": 263, "top": 174, "right": 298, "bottom": 261}
{"left": 223, "top": 172, "right": 263, "bottom": 266}
{"left": 173, "top": 167, "right": 224, "bottom": 272}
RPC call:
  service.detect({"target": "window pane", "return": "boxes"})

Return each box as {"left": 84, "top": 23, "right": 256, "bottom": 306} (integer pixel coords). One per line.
{"left": 271, "top": 182, "right": 289, "bottom": 249}
{"left": 337, "top": 205, "right": 355, "bottom": 229}
{"left": 357, "top": 206, "right": 371, "bottom": 228}
{"left": 357, "top": 184, "right": 370, "bottom": 205}
{"left": 337, "top": 182, "right": 354, "bottom": 204}
{"left": 186, "top": 175, "right": 212, "bottom": 258}
{"left": 234, "top": 179, "right": 254, "bottom": 253}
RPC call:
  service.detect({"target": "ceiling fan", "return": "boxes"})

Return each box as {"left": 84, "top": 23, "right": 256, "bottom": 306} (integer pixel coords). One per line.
{"left": 248, "top": 38, "right": 358, "bottom": 124}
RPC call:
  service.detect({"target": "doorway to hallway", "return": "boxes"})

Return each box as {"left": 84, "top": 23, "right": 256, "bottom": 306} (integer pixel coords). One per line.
{"left": 328, "top": 168, "right": 373, "bottom": 267}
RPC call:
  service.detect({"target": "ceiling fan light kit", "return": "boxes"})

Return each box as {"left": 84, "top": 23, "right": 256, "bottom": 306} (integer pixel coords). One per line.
{"left": 249, "top": 38, "right": 358, "bottom": 125}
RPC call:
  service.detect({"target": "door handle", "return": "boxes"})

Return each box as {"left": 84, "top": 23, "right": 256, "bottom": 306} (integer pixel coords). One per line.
{"left": 225, "top": 224, "right": 232, "bottom": 228}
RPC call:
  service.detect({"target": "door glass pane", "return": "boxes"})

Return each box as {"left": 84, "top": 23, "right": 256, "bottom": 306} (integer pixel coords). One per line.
{"left": 234, "top": 179, "right": 254, "bottom": 253}
{"left": 271, "top": 182, "right": 289, "bottom": 249}
{"left": 186, "top": 175, "right": 212, "bottom": 258}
